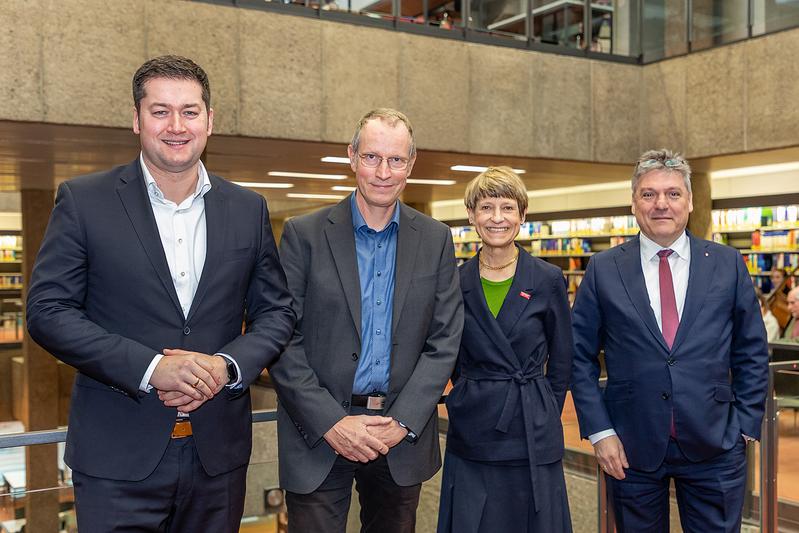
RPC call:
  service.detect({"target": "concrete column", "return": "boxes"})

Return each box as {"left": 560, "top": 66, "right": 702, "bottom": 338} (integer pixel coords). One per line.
{"left": 688, "top": 172, "right": 712, "bottom": 240}
{"left": 20, "top": 185, "right": 60, "bottom": 532}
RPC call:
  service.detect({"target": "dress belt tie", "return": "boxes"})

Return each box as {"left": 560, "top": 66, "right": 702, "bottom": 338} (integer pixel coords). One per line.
{"left": 461, "top": 361, "right": 545, "bottom": 512}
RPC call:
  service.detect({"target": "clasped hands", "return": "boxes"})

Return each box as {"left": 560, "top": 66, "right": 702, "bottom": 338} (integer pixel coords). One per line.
{"left": 150, "top": 349, "right": 228, "bottom": 413}
{"left": 323, "top": 415, "right": 409, "bottom": 463}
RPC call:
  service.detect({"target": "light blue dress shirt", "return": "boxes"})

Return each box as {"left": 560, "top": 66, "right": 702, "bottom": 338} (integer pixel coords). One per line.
{"left": 350, "top": 193, "right": 399, "bottom": 395}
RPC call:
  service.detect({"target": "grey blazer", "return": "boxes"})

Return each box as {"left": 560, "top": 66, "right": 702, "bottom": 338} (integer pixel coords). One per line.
{"left": 270, "top": 196, "right": 464, "bottom": 494}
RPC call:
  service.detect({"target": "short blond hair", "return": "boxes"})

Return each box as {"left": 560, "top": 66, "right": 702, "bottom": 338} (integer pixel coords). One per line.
{"left": 351, "top": 108, "right": 416, "bottom": 159}
{"left": 464, "top": 166, "right": 528, "bottom": 214}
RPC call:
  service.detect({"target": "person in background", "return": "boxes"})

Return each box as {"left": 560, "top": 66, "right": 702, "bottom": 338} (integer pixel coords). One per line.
{"left": 570, "top": 149, "right": 769, "bottom": 532}
{"left": 756, "top": 288, "right": 781, "bottom": 342}
{"left": 437, "top": 167, "right": 573, "bottom": 533}
{"left": 26, "top": 55, "right": 295, "bottom": 531}
{"left": 768, "top": 267, "right": 790, "bottom": 298}
{"left": 270, "top": 108, "right": 463, "bottom": 533}
{"left": 779, "top": 287, "right": 799, "bottom": 343}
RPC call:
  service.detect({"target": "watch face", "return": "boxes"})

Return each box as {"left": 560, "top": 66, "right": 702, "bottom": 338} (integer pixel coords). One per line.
{"left": 227, "top": 362, "right": 237, "bottom": 382}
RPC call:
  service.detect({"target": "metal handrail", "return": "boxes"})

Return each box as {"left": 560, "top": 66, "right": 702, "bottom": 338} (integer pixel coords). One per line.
{"left": 0, "top": 409, "right": 277, "bottom": 450}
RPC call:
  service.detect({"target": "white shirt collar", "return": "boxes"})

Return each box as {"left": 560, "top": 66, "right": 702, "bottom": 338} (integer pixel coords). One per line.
{"left": 639, "top": 230, "right": 690, "bottom": 262}
{"left": 139, "top": 153, "right": 212, "bottom": 204}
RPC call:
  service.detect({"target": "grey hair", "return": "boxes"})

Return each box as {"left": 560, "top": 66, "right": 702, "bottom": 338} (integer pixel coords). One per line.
{"left": 350, "top": 108, "right": 416, "bottom": 160}
{"left": 631, "top": 149, "right": 692, "bottom": 194}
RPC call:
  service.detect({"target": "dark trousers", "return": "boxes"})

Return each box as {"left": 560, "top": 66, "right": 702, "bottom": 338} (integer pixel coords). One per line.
{"left": 286, "top": 453, "right": 422, "bottom": 533}
{"left": 72, "top": 436, "right": 247, "bottom": 533}
{"left": 608, "top": 438, "right": 747, "bottom": 533}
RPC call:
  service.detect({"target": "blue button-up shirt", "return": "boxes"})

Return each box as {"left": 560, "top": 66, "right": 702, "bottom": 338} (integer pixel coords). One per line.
{"left": 351, "top": 193, "right": 399, "bottom": 395}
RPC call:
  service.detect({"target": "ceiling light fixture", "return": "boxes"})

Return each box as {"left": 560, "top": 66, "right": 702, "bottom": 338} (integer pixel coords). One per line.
{"left": 331, "top": 186, "right": 357, "bottom": 192}
{"left": 286, "top": 193, "right": 346, "bottom": 200}
{"left": 232, "top": 182, "right": 294, "bottom": 189}
{"left": 450, "top": 165, "right": 526, "bottom": 174}
{"left": 268, "top": 171, "right": 348, "bottom": 180}
{"left": 709, "top": 161, "right": 799, "bottom": 179}
{"left": 407, "top": 178, "right": 457, "bottom": 185}
{"left": 321, "top": 156, "right": 351, "bottom": 164}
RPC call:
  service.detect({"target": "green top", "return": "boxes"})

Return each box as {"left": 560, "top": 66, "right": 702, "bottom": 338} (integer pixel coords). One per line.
{"left": 481, "top": 276, "right": 514, "bottom": 318}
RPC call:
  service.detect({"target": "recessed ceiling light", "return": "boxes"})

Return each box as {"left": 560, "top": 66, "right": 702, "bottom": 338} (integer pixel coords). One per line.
{"left": 709, "top": 162, "right": 799, "bottom": 178}
{"left": 450, "top": 165, "right": 526, "bottom": 174}
{"left": 407, "top": 178, "right": 457, "bottom": 185}
{"left": 331, "top": 186, "right": 357, "bottom": 192}
{"left": 321, "top": 156, "right": 351, "bottom": 164}
{"left": 286, "top": 193, "right": 346, "bottom": 200}
{"left": 232, "top": 181, "right": 294, "bottom": 189}
{"left": 268, "top": 171, "right": 348, "bottom": 180}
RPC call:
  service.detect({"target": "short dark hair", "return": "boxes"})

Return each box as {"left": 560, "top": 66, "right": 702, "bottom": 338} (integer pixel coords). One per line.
{"left": 132, "top": 55, "right": 211, "bottom": 112}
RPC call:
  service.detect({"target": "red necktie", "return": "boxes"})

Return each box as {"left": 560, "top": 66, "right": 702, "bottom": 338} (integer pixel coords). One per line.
{"left": 658, "top": 249, "right": 679, "bottom": 439}
{"left": 657, "top": 249, "right": 679, "bottom": 349}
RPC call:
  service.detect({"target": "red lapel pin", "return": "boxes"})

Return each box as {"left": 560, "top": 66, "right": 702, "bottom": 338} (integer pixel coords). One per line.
{"left": 519, "top": 291, "right": 531, "bottom": 300}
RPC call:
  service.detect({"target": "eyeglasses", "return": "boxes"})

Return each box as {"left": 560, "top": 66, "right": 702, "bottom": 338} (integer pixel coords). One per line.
{"left": 358, "top": 153, "right": 410, "bottom": 171}
{"left": 638, "top": 158, "right": 683, "bottom": 169}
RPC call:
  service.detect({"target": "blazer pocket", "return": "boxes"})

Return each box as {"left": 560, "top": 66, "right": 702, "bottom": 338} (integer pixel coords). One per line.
{"left": 714, "top": 383, "right": 735, "bottom": 402}
{"left": 223, "top": 247, "right": 254, "bottom": 262}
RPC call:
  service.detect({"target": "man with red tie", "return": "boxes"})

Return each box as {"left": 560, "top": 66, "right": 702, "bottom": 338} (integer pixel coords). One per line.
{"left": 571, "top": 149, "right": 769, "bottom": 532}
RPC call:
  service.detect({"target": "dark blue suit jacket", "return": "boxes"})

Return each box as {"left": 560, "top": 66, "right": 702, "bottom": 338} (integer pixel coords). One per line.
{"left": 446, "top": 246, "right": 573, "bottom": 467}
{"left": 26, "top": 159, "right": 295, "bottom": 481}
{"left": 570, "top": 233, "right": 768, "bottom": 471}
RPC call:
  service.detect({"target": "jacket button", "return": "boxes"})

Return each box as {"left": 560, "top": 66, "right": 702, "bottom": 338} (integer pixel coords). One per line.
{"left": 342, "top": 400, "right": 350, "bottom": 408}
{"left": 351, "top": 353, "right": 358, "bottom": 361}
{"left": 667, "top": 358, "right": 675, "bottom": 366}
{"left": 183, "top": 327, "right": 191, "bottom": 335}
{"left": 662, "top": 392, "right": 670, "bottom": 400}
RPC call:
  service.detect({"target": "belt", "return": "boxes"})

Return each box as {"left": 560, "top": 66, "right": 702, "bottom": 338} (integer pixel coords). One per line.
{"left": 351, "top": 393, "right": 386, "bottom": 410}
{"left": 171, "top": 419, "right": 193, "bottom": 439}
{"left": 461, "top": 361, "right": 544, "bottom": 512}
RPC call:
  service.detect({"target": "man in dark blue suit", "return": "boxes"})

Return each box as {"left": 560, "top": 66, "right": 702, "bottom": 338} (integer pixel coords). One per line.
{"left": 26, "top": 55, "right": 295, "bottom": 532}
{"left": 571, "top": 149, "right": 768, "bottom": 532}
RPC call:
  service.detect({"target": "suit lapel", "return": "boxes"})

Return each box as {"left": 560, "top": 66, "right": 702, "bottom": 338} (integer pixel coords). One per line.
{"left": 325, "top": 198, "right": 362, "bottom": 339}
{"left": 615, "top": 237, "right": 670, "bottom": 352}
{"left": 670, "top": 234, "right": 713, "bottom": 353}
{"left": 495, "top": 246, "right": 534, "bottom": 340}
{"left": 391, "top": 204, "right": 420, "bottom": 335}
{"left": 186, "top": 176, "right": 227, "bottom": 323}
{"left": 116, "top": 160, "right": 183, "bottom": 317}
{"left": 461, "top": 255, "right": 520, "bottom": 364}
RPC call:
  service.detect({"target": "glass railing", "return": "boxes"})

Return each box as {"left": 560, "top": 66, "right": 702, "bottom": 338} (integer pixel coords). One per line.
{"left": 4, "top": 349, "right": 799, "bottom": 531}
{"left": 195, "top": 0, "right": 799, "bottom": 63}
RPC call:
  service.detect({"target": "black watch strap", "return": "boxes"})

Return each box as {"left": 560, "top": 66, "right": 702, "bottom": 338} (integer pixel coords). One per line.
{"left": 226, "top": 359, "right": 238, "bottom": 384}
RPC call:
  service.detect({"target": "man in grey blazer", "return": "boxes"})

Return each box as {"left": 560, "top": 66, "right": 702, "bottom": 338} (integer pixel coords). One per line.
{"left": 270, "top": 108, "right": 464, "bottom": 532}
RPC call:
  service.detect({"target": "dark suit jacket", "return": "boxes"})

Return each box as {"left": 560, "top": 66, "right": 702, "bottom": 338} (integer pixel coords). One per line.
{"left": 26, "top": 159, "right": 295, "bottom": 481}
{"left": 270, "top": 196, "right": 464, "bottom": 494}
{"left": 570, "top": 232, "right": 769, "bottom": 471}
{"left": 446, "top": 246, "right": 572, "bottom": 465}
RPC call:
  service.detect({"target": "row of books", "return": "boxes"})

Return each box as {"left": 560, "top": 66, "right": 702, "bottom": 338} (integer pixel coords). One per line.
{"left": 742, "top": 253, "right": 798, "bottom": 276}
{"left": 713, "top": 205, "right": 799, "bottom": 230}
{"left": 751, "top": 229, "right": 799, "bottom": 251}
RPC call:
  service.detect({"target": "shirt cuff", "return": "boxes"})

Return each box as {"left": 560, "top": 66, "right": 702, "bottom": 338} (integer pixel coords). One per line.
{"left": 140, "top": 353, "right": 164, "bottom": 393}
{"left": 216, "top": 352, "right": 242, "bottom": 388}
{"left": 589, "top": 428, "right": 617, "bottom": 445}
{"left": 742, "top": 433, "right": 756, "bottom": 442}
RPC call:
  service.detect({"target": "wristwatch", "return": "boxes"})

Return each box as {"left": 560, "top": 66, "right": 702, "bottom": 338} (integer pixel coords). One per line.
{"left": 225, "top": 359, "right": 238, "bottom": 384}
